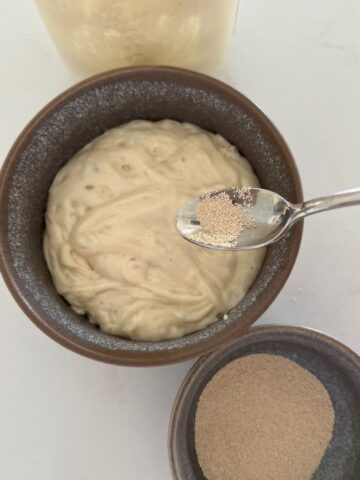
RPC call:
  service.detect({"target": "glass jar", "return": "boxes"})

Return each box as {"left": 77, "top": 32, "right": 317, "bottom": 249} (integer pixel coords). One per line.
{"left": 34, "top": 0, "right": 239, "bottom": 78}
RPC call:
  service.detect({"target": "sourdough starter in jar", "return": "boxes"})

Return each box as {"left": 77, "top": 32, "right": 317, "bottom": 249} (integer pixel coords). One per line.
{"left": 35, "top": 0, "right": 239, "bottom": 78}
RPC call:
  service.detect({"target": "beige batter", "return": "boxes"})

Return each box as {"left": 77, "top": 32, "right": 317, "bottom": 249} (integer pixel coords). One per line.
{"left": 44, "top": 120, "right": 265, "bottom": 341}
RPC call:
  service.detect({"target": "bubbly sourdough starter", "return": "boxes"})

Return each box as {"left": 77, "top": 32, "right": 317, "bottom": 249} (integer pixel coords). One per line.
{"left": 44, "top": 120, "right": 265, "bottom": 341}
{"left": 35, "top": 0, "right": 239, "bottom": 77}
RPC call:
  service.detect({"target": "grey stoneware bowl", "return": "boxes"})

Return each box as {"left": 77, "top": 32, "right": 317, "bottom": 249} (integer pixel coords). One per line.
{"left": 169, "top": 325, "right": 360, "bottom": 480}
{"left": 0, "top": 67, "right": 303, "bottom": 366}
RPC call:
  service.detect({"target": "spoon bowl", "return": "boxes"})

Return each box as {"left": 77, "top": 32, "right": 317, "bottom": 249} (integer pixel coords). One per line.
{"left": 176, "top": 187, "right": 360, "bottom": 251}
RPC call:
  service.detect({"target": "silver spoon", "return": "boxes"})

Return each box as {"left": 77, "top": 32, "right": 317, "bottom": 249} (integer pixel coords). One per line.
{"left": 176, "top": 187, "right": 360, "bottom": 251}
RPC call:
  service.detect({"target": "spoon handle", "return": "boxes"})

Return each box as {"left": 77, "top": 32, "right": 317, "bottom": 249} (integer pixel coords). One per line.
{"left": 294, "top": 188, "right": 360, "bottom": 221}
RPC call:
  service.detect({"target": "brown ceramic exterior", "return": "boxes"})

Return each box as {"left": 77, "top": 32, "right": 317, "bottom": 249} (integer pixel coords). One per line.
{"left": 0, "top": 67, "right": 303, "bottom": 366}
{"left": 169, "top": 325, "right": 360, "bottom": 479}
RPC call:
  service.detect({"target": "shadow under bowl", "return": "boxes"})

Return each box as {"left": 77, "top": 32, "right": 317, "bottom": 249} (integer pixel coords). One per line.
{"left": 0, "top": 67, "right": 303, "bottom": 366}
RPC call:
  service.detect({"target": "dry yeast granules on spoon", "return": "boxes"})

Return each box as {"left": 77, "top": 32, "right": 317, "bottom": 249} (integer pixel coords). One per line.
{"left": 193, "top": 187, "right": 256, "bottom": 247}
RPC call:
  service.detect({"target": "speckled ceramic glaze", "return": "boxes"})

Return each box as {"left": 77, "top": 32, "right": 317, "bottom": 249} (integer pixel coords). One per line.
{"left": 0, "top": 67, "right": 303, "bottom": 365}
{"left": 169, "top": 325, "right": 360, "bottom": 479}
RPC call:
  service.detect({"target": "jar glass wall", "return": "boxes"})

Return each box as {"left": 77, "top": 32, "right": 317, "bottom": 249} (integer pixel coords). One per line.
{"left": 35, "top": 0, "right": 239, "bottom": 78}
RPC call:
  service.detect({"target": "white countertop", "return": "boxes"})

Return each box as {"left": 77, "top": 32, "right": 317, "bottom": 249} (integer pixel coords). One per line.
{"left": 1, "top": 1, "right": 360, "bottom": 479}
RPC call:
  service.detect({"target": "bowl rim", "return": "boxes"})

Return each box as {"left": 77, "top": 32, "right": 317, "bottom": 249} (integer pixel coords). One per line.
{"left": 0, "top": 66, "right": 303, "bottom": 366}
{"left": 168, "top": 323, "right": 360, "bottom": 479}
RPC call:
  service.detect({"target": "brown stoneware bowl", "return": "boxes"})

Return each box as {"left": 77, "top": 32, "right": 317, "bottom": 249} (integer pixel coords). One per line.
{"left": 169, "top": 325, "right": 360, "bottom": 479}
{"left": 0, "top": 67, "right": 303, "bottom": 366}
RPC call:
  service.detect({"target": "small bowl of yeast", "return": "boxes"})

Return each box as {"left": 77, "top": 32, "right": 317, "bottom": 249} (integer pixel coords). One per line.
{"left": 170, "top": 325, "right": 360, "bottom": 480}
